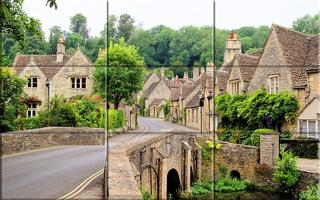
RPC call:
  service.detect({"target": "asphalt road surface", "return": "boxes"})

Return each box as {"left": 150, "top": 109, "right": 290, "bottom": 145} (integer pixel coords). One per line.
{"left": 2, "top": 145, "right": 105, "bottom": 200}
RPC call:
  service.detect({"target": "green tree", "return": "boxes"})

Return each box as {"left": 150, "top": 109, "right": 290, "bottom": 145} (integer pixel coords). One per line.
{"left": 293, "top": 12, "right": 320, "bottom": 35}
{"left": 117, "top": 14, "right": 135, "bottom": 42}
{"left": 48, "top": 26, "right": 63, "bottom": 54}
{"left": 70, "top": 13, "right": 89, "bottom": 40}
{"left": 0, "top": 67, "right": 26, "bottom": 132}
{"left": 94, "top": 38, "right": 145, "bottom": 109}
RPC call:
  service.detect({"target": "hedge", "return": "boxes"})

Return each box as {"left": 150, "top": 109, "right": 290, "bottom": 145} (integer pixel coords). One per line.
{"left": 107, "top": 109, "right": 125, "bottom": 130}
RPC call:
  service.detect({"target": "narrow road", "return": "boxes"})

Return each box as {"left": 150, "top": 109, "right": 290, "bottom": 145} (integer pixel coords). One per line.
{"left": 1, "top": 146, "right": 105, "bottom": 200}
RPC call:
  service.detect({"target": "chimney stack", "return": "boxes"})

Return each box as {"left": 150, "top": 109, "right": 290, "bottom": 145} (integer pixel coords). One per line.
{"left": 183, "top": 71, "right": 189, "bottom": 79}
{"left": 206, "top": 62, "right": 214, "bottom": 76}
{"left": 193, "top": 67, "right": 199, "bottom": 80}
{"left": 160, "top": 67, "right": 165, "bottom": 79}
{"left": 56, "top": 36, "right": 65, "bottom": 62}
{"left": 223, "top": 32, "right": 241, "bottom": 65}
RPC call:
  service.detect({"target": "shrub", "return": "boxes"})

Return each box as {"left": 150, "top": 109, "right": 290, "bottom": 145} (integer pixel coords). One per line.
{"left": 191, "top": 179, "right": 213, "bottom": 195}
{"left": 138, "top": 96, "right": 145, "bottom": 116}
{"left": 70, "top": 95, "right": 105, "bottom": 128}
{"left": 38, "top": 96, "right": 77, "bottom": 127}
{"left": 273, "top": 150, "right": 301, "bottom": 193}
{"left": 214, "top": 177, "right": 247, "bottom": 192}
{"left": 13, "top": 117, "right": 42, "bottom": 130}
{"left": 107, "top": 109, "right": 125, "bottom": 130}
{"left": 299, "top": 184, "right": 320, "bottom": 200}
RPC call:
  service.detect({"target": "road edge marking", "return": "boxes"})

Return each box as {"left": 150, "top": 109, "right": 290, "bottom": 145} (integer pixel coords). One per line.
{"left": 58, "top": 168, "right": 104, "bottom": 200}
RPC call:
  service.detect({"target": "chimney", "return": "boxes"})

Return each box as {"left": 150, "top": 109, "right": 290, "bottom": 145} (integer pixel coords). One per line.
{"left": 206, "top": 62, "right": 214, "bottom": 76}
{"left": 56, "top": 36, "right": 65, "bottom": 62}
{"left": 183, "top": 71, "right": 189, "bottom": 79}
{"left": 160, "top": 67, "right": 165, "bottom": 79}
{"left": 200, "top": 67, "right": 205, "bottom": 74}
{"left": 193, "top": 67, "right": 199, "bottom": 80}
{"left": 223, "top": 31, "right": 241, "bottom": 65}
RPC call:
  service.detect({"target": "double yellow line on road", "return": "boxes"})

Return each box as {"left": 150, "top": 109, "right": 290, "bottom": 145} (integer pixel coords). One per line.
{"left": 58, "top": 168, "right": 104, "bottom": 200}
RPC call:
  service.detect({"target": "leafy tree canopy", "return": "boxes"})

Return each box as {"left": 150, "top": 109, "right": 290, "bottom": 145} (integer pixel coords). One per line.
{"left": 292, "top": 12, "right": 320, "bottom": 35}
{"left": 94, "top": 38, "right": 145, "bottom": 109}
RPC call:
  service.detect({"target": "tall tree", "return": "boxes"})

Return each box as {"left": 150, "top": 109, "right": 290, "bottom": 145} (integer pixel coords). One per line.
{"left": 117, "top": 14, "right": 135, "bottom": 42}
{"left": 70, "top": 13, "right": 89, "bottom": 40}
{"left": 292, "top": 12, "right": 320, "bottom": 35}
{"left": 0, "top": 67, "right": 26, "bottom": 132}
{"left": 94, "top": 39, "right": 145, "bottom": 109}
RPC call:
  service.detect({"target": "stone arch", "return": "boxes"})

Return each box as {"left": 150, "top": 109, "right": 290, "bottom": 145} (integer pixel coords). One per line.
{"left": 167, "top": 168, "right": 181, "bottom": 199}
{"left": 230, "top": 170, "right": 241, "bottom": 179}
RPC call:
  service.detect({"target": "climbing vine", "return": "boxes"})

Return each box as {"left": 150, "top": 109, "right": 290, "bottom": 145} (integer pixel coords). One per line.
{"left": 216, "top": 89, "right": 299, "bottom": 130}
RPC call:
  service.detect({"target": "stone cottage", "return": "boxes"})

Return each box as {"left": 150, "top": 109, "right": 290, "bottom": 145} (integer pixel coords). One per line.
{"left": 247, "top": 24, "right": 319, "bottom": 137}
{"left": 13, "top": 37, "right": 94, "bottom": 117}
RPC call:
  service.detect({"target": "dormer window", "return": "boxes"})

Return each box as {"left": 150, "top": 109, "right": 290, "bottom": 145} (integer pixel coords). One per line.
{"left": 71, "top": 77, "right": 86, "bottom": 89}
{"left": 28, "top": 77, "right": 37, "bottom": 88}
{"left": 230, "top": 80, "right": 240, "bottom": 94}
{"left": 268, "top": 75, "right": 279, "bottom": 93}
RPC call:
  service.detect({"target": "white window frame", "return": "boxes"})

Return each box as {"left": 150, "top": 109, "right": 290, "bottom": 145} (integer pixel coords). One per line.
{"left": 27, "top": 104, "right": 37, "bottom": 118}
{"left": 299, "top": 119, "right": 319, "bottom": 138}
{"left": 268, "top": 75, "right": 279, "bottom": 94}
{"left": 230, "top": 80, "right": 240, "bottom": 94}
{"left": 71, "top": 77, "right": 87, "bottom": 89}
{"left": 28, "top": 77, "right": 38, "bottom": 88}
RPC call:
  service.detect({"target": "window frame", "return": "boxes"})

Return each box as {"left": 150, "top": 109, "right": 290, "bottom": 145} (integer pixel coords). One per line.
{"left": 268, "top": 75, "right": 279, "bottom": 94}
{"left": 27, "top": 103, "right": 37, "bottom": 118}
{"left": 229, "top": 80, "right": 240, "bottom": 94}
{"left": 299, "top": 119, "right": 319, "bottom": 138}
{"left": 71, "top": 77, "right": 87, "bottom": 89}
{"left": 28, "top": 77, "right": 38, "bottom": 88}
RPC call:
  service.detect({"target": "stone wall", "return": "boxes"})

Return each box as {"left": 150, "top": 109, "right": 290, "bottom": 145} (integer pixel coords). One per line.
{"left": 215, "top": 141, "right": 259, "bottom": 181}
{"left": 1, "top": 127, "right": 104, "bottom": 155}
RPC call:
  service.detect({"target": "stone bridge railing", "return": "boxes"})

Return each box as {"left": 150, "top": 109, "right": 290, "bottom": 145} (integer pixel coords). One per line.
{"left": 107, "top": 133, "right": 202, "bottom": 200}
{"left": 1, "top": 127, "right": 105, "bottom": 155}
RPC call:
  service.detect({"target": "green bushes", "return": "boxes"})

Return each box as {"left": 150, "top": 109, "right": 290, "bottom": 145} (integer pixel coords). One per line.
{"left": 38, "top": 96, "right": 77, "bottom": 127}
{"left": 191, "top": 179, "right": 213, "bottom": 195}
{"left": 215, "top": 177, "right": 247, "bottom": 192}
{"left": 13, "top": 117, "right": 42, "bottom": 130}
{"left": 140, "top": 186, "right": 152, "bottom": 200}
{"left": 299, "top": 184, "right": 320, "bottom": 200}
{"left": 107, "top": 109, "right": 125, "bottom": 130}
{"left": 216, "top": 89, "right": 298, "bottom": 131}
{"left": 273, "top": 150, "right": 301, "bottom": 193}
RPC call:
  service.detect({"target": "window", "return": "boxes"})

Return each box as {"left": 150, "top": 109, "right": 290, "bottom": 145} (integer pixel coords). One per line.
{"left": 299, "top": 120, "right": 319, "bottom": 138}
{"left": 71, "top": 77, "right": 87, "bottom": 89}
{"left": 28, "top": 77, "right": 37, "bottom": 88}
{"left": 268, "top": 75, "right": 279, "bottom": 93}
{"left": 188, "top": 110, "right": 191, "bottom": 122}
{"left": 195, "top": 108, "right": 198, "bottom": 122}
{"left": 230, "top": 80, "right": 240, "bottom": 94}
{"left": 27, "top": 104, "right": 37, "bottom": 117}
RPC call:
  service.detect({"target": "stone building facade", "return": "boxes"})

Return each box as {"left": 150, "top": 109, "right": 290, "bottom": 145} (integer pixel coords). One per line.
{"left": 13, "top": 37, "right": 94, "bottom": 116}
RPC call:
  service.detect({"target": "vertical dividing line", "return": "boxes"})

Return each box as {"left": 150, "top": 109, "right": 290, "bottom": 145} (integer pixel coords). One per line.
{"left": 212, "top": 1, "right": 216, "bottom": 200}
{"left": 105, "top": 1, "right": 109, "bottom": 199}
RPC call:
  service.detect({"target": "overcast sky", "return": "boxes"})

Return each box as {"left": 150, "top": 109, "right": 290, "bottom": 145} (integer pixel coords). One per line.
{"left": 23, "top": 0, "right": 319, "bottom": 40}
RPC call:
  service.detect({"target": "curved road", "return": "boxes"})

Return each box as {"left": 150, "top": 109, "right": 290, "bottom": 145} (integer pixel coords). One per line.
{"left": 1, "top": 117, "right": 196, "bottom": 199}
{"left": 2, "top": 146, "right": 105, "bottom": 199}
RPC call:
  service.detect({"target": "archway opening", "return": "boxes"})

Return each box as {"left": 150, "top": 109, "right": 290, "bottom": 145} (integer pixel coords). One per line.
{"left": 230, "top": 170, "right": 241, "bottom": 179}
{"left": 167, "top": 169, "right": 181, "bottom": 199}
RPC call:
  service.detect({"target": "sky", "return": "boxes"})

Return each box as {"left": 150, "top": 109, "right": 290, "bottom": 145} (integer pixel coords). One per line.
{"left": 23, "top": 0, "right": 319, "bottom": 40}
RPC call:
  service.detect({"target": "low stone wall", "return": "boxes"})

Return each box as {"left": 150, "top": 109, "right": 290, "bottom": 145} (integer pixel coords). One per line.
{"left": 1, "top": 127, "right": 105, "bottom": 155}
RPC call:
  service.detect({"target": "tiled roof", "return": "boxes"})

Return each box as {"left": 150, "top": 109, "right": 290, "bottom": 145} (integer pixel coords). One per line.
{"left": 150, "top": 99, "right": 165, "bottom": 106}
{"left": 186, "top": 91, "right": 201, "bottom": 108}
{"left": 305, "top": 35, "right": 320, "bottom": 72}
{"left": 272, "top": 24, "right": 311, "bottom": 88}
{"left": 143, "top": 81, "right": 159, "bottom": 98}
{"left": 182, "top": 79, "right": 200, "bottom": 100}
{"left": 13, "top": 55, "right": 71, "bottom": 80}
{"left": 248, "top": 48, "right": 264, "bottom": 57}
{"left": 235, "top": 54, "right": 259, "bottom": 83}
{"left": 216, "top": 70, "right": 229, "bottom": 92}
{"left": 170, "top": 87, "right": 180, "bottom": 101}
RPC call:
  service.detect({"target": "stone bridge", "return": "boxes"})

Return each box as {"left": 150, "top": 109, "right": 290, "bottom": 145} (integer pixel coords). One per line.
{"left": 107, "top": 133, "right": 202, "bottom": 199}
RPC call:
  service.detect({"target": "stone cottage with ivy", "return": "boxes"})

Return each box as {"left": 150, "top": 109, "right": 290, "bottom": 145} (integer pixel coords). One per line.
{"left": 13, "top": 37, "right": 94, "bottom": 117}
{"left": 247, "top": 24, "right": 319, "bottom": 138}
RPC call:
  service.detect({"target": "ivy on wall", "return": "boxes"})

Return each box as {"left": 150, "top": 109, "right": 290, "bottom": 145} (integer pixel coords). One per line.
{"left": 216, "top": 89, "right": 299, "bottom": 130}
